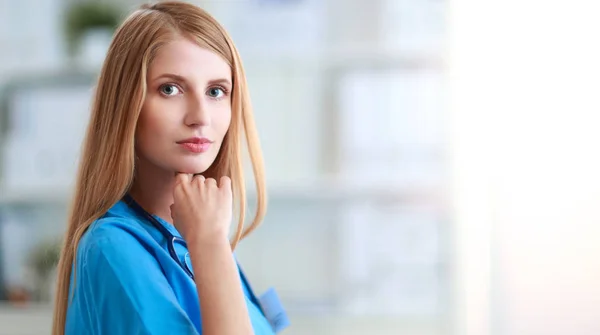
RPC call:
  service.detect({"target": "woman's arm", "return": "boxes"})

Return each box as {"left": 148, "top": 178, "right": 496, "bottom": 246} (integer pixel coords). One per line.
{"left": 171, "top": 174, "right": 254, "bottom": 335}
{"left": 188, "top": 236, "right": 253, "bottom": 335}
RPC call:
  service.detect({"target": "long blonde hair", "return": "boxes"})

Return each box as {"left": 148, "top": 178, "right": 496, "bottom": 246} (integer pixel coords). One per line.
{"left": 51, "top": 2, "right": 266, "bottom": 334}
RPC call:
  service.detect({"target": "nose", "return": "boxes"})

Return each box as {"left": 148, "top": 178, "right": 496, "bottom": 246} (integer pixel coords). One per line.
{"left": 184, "top": 93, "right": 210, "bottom": 127}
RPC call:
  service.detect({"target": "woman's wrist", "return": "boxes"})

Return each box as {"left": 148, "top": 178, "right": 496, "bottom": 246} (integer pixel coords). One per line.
{"left": 187, "top": 232, "right": 231, "bottom": 255}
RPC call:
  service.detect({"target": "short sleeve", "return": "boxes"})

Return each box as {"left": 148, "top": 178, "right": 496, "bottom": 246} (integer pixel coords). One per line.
{"left": 66, "top": 221, "right": 200, "bottom": 335}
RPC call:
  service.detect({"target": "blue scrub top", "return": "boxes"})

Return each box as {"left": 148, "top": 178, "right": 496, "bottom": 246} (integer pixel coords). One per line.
{"left": 65, "top": 200, "right": 276, "bottom": 335}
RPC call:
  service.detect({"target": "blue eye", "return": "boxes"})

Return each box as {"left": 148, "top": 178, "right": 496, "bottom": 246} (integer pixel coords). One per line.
{"left": 160, "top": 84, "right": 180, "bottom": 96}
{"left": 208, "top": 87, "right": 225, "bottom": 99}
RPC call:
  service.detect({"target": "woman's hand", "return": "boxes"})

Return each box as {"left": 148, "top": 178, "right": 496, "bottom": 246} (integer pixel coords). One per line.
{"left": 171, "top": 173, "right": 233, "bottom": 245}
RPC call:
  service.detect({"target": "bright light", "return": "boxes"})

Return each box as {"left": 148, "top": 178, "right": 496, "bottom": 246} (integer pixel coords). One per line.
{"left": 448, "top": 1, "right": 600, "bottom": 334}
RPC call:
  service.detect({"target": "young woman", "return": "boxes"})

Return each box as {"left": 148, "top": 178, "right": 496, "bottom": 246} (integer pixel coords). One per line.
{"left": 51, "top": 2, "right": 284, "bottom": 334}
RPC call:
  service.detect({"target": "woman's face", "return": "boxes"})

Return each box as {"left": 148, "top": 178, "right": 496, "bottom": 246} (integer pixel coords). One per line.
{"left": 136, "top": 38, "right": 232, "bottom": 175}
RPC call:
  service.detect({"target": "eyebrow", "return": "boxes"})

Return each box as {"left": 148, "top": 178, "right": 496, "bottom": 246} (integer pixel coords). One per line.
{"left": 207, "top": 78, "right": 233, "bottom": 88}
{"left": 153, "top": 73, "right": 232, "bottom": 88}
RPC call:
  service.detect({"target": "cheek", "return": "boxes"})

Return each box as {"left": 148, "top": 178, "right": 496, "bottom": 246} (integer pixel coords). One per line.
{"left": 139, "top": 98, "right": 180, "bottom": 137}
{"left": 139, "top": 115, "right": 163, "bottom": 137}
{"left": 136, "top": 114, "right": 161, "bottom": 147}
{"left": 136, "top": 101, "right": 174, "bottom": 150}
{"left": 213, "top": 107, "right": 232, "bottom": 141}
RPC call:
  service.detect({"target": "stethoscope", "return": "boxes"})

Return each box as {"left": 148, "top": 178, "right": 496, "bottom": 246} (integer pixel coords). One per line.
{"left": 122, "top": 193, "right": 265, "bottom": 316}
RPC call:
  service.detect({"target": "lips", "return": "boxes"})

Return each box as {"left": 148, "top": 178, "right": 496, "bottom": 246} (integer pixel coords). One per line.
{"left": 176, "top": 137, "right": 213, "bottom": 145}
{"left": 177, "top": 137, "right": 213, "bottom": 153}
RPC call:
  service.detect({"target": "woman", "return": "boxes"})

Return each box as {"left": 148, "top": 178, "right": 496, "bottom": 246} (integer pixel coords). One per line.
{"left": 51, "top": 2, "right": 286, "bottom": 334}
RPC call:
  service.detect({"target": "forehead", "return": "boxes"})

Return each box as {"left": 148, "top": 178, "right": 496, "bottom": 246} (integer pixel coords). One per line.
{"left": 148, "top": 38, "right": 231, "bottom": 80}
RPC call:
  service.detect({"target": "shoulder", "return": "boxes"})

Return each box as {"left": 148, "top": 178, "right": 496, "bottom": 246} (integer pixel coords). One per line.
{"left": 71, "top": 210, "right": 165, "bottom": 294}
{"left": 75, "top": 204, "right": 154, "bottom": 267}
{"left": 67, "top": 212, "right": 200, "bottom": 335}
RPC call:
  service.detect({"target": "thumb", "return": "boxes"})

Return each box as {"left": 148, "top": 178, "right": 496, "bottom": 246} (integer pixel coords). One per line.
{"left": 169, "top": 203, "right": 176, "bottom": 221}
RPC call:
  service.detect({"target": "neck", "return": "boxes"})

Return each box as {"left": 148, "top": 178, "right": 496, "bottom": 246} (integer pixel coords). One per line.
{"left": 129, "top": 157, "right": 176, "bottom": 224}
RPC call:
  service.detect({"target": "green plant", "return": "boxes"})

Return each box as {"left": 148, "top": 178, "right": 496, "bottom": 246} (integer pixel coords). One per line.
{"left": 29, "top": 237, "right": 62, "bottom": 280}
{"left": 64, "top": 1, "right": 123, "bottom": 56}
{"left": 28, "top": 237, "right": 63, "bottom": 301}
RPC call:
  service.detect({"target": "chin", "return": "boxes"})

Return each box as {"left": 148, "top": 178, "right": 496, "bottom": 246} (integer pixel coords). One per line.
{"left": 173, "top": 158, "right": 215, "bottom": 175}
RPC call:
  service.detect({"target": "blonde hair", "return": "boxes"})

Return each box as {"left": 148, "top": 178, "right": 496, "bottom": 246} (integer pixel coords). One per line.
{"left": 51, "top": 2, "right": 266, "bottom": 334}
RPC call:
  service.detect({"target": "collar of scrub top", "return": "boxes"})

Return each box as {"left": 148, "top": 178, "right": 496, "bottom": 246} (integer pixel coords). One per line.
{"left": 121, "top": 194, "right": 266, "bottom": 317}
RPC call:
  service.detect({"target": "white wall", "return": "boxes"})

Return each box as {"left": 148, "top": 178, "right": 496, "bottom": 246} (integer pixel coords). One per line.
{"left": 449, "top": 1, "right": 600, "bottom": 334}
{"left": 0, "top": 0, "right": 66, "bottom": 77}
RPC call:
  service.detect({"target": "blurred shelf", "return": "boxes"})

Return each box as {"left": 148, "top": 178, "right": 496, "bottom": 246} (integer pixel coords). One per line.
{"left": 0, "top": 182, "right": 445, "bottom": 206}
{"left": 0, "top": 187, "right": 72, "bottom": 205}
{"left": 0, "top": 301, "right": 447, "bottom": 335}
{"left": 259, "top": 182, "right": 445, "bottom": 204}
{"left": 0, "top": 300, "right": 446, "bottom": 321}
{"left": 239, "top": 45, "right": 444, "bottom": 71}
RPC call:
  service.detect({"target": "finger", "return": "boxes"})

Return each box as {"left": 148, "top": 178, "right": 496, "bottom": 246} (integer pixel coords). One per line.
{"left": 192, "top": 174, "right": 205, "bottom": 188}
{"left": 169, "top": 203, "right": 175, "bottom": 219}
{"left": 175, "top": 173, "right": 192, "bottom": 186}
{"left": 219, "top": 177, "right": 233, "bottom": 203}
{"left": 205, "top": 178, "right": 217, "bottom": 188}
{"left": 174, "top": 174, "right": 193, "bottom": 198}
{"left": 219, "top": 176, "right": 232, "bottom": 190}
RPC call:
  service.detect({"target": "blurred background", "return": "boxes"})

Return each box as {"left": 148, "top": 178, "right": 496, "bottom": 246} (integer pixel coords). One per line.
{"left": 1, "top": 0, "right": 600, "bottom": 335}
